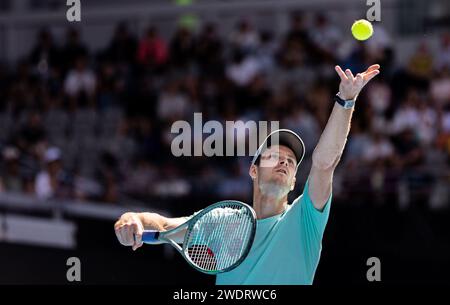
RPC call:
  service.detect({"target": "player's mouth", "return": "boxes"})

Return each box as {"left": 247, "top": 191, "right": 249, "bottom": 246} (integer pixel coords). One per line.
{"left": 275, "top": 168, "right": 288, "bottom": 175}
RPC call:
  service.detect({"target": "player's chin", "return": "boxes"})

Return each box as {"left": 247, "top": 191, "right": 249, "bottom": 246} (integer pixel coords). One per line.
{"left": 270, "top": 175, "right": 290, "bottom": 186}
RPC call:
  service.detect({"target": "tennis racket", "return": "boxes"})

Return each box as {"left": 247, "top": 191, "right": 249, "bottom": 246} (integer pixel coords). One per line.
{"left": 139, "top": 200, "right": 256, "bottom": 275}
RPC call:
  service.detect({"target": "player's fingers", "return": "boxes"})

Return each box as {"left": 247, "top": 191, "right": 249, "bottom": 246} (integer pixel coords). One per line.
{"left": 126, "top": 224, "right": 135, "bottom": 244}
{"left": 132, "top": 241, "right": 143, "bottom": 251}
{"left": 365, "top": 64, "right": 380, "bottom": 73}
{"left": 345, "top": 69, "right": 355, "bottom": 81}
{"left": 117, "top": 225, "right": 126, "bottom": 245}
{"left": 132, "top": 223, "right": 143, "bottom": 249}
{"left": 114, "top": 226, "right": 123, "bottom": 244}
{"left": 116, "top": 226, "right": 127, "bottom": 245}
{"left": 335, "top": 65, "right": 348, "bottom": 81}
{"left": 114, "top": 230, "right": 122, "bottom": 244}
{"left": 134, "top": 221, "right": 144, "bottom": 236}
{"left": 355, "top": 73, "right": 364, "bottom": 86}
{"left": 119, "top": 224, "right": 133, "bottom": 246}
{"left": 363, "top": 70, "right": 380, "bottom": 84}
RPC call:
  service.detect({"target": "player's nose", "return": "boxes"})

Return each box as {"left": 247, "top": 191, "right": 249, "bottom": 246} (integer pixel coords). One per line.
{"left": 279, "top": 157, "right": 288, "bottom": 166}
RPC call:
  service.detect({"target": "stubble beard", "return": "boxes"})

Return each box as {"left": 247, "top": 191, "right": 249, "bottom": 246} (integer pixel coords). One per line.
{"left": 258, "top": 179, "right": 290, "bottom": 199}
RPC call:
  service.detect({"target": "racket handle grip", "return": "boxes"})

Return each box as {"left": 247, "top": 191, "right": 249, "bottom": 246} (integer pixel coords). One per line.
{"left": 142, "top": 230, "right": 160, "bottom": 244}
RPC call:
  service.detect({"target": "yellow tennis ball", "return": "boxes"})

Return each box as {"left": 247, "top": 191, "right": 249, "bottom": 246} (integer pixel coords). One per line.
{"left": 351, "top": 19, "right": 373, "bottom": 41}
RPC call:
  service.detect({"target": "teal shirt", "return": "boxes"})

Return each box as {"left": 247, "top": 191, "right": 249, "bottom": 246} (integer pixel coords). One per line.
{"left": 216, "top": 179, "right": 332, "bottom": 285}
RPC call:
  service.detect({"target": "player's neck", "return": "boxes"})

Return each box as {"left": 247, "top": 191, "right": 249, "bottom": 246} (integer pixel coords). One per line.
{"left": 253, "top": 191, "right": 288, "bottom": 220}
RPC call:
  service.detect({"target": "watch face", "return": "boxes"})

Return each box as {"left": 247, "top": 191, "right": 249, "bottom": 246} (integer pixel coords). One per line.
{"left": 334, "top": 95, "right": 354, "bottom": 108}
{"left": 344, "top": 101, "right": 355, "bottom": 109}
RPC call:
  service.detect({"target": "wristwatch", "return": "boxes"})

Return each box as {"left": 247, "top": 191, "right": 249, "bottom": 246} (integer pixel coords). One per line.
{"left": 334, "top": 93, "right": 355, "bottom": 109}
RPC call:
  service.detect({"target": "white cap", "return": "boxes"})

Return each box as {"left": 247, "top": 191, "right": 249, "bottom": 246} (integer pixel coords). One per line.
{"left": 251, "top": 129, "right": 305, "bottom": 170}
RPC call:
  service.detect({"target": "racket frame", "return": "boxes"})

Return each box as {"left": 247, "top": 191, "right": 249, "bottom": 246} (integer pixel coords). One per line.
{"left": 142, "top": 200, "right": 257, "bottom": 275}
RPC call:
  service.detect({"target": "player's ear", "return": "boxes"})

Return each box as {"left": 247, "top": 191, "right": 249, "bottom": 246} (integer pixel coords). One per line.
{"left": 249, "top": 164, "right": 257, "bottom": 181}
{"left": 290, "top": 176, "right": 296, "bottom": 191}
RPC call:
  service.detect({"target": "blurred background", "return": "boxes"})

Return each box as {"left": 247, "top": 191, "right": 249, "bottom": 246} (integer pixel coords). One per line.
{"left": 0, "top": 0, "right": 449, "bottom": 285}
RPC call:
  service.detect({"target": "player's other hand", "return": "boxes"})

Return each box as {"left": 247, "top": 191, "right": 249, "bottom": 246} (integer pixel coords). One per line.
{"left": 335, "top": 64, "right": 380, "bottom": 100}
{"left": 114, "top": 212, "right": 144, "bottom": 251}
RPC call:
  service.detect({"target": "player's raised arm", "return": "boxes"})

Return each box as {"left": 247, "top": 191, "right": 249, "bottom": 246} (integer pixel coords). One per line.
{"left": 308, "top": 64, "right": 380, "bottom": 211}
{"left": 114, "top": 212, "right": 189, "bottom": 250}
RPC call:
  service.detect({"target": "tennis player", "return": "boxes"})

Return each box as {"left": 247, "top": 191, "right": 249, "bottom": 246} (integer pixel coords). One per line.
{"left": 115, "top": 64, "right": 380, "bottom": 284}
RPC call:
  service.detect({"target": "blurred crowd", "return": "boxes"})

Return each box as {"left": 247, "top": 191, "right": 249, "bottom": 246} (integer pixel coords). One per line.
{"left": 0, "top": 12, "right": 449, "bottom": 210}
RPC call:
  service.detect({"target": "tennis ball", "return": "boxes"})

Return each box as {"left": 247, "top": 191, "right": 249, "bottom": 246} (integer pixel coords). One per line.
{"left": 351, "top": 19, "right": 373, "bottom": 41}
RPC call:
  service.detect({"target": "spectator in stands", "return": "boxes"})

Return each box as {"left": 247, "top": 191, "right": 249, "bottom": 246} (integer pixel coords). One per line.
{"left": 229, "top": 19, "right": 260, "bottom": 55}
{"left": 362, "top": 131, "right": 395, "bottom": 165}
{"left": 285, "top": 11, "right": 311, "bottom": 54}
{"left": 340, "top": 44, "right": 372, "bottom": 78}
{"left": 35, "top": 147, "right": 72, "bottom": 199}
{"left": 152, "top": 163, "right": 190, "bottom": 198}
{"left": 238, "top": 74, "right": 271, "bottom": 115}
{"left": 431, "top": 65, "right": 450, "bottom": 107}
{"left": 64, "top": 54, "right": 96, "bottom": 100}
{"left": 226, "top": 49, "right": 261, "bottom": 87}
{"left": 137, "top": 26, "right": 168, "bottom": 70}
{"left": 170, "top": 26, "right": 196, "bottom": 70}
{"left": 122, "top": 157, "right": 158, "bottom": 198}
{"left": 390, "top": 88, "right": 421, "bottom": 135}
{"left": 15, "top": 112, "right": 46, "bottom": 151}
{"left": 405, "top": 41, "right": 434, "bottom": 90}
{"left": 29, "top": 28, "right": 60, "bottom": 74}
{"left": 255, "top": 31, "right": 276, "bottom": 74}
{"left": 97, "top": 152, "right": 121, "bottom": 203}
{"left": 105, "top": 22, "right": 138, "bottom": 65}
{"left": 344, "top": 120, "right": 372, "bottom": 169}
{"left": 0, "top": 146, "right": 23, "bottom": 193}
{"left": 217, "top": 161, "right": 252, "bottom": 201}
{"left": 196, "top": 23, "right": 224, "bottom": 77}
{"left": 366, "top": 24, "right": 394, "bottom": 77}
{"left": 437, "top": 104, "right": 450, "bottom": 161}
{"left": 60, "top": 27, "right": 88, "bottom": 75}
{"left": 425, "top": 135, "right": 449, "bottom": 209}
{"left": 392, "top": 128, "right": 424, "bottom": 169}
{"left": 435, "top": 32, "right": 450, "bottom": 71}
{"left": 0, "top": 63, "right": 9, "bottom": 111}
{"left": 97, "top": 61, "right": 120, "bottom": 110}
{"left": 0, "top": 13, "right": 447, "bottom": 212}
{"left": 308, "top": 14, "right": 342, "bottom": 63}
{"left": 135, "top": 118, "right": 162, "bottom": 161}
{"left": 416, "top": 95, "right": 438, "bottom": 146}
{"left": 6, "top": 61, "right": 36, "bottom": 114}
{"left": 442, "top": 104, "right": 450, "bottom": 138}
{"left": 156, "top": 80, "right": 191, "bottom": 122}
{"left": 283, "top": 101, "right": 320, "bottom": 157}
{"left": 366, "top": 78, "right": 392, "bottom": 132}
{"left": 277, "top": 33, "right": 306, "bottom": 69}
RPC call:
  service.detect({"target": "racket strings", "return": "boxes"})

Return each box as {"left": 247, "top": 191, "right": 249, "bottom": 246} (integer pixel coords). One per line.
{"left": 219, "top": 211, "right": 248, "bottom": 269}
{"left": 185, "top": 203, "right": 254, "bottom": 272}
{"left": 189, "top": 212, "right": 217, "bottom": 270}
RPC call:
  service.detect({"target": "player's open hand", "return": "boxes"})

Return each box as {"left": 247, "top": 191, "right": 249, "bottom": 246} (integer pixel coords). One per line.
{"left": 114, "top": 212, "right": 144, "bottom": 251}
{"left": 335, "top": 64, "right": 380, "bottom": 100}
